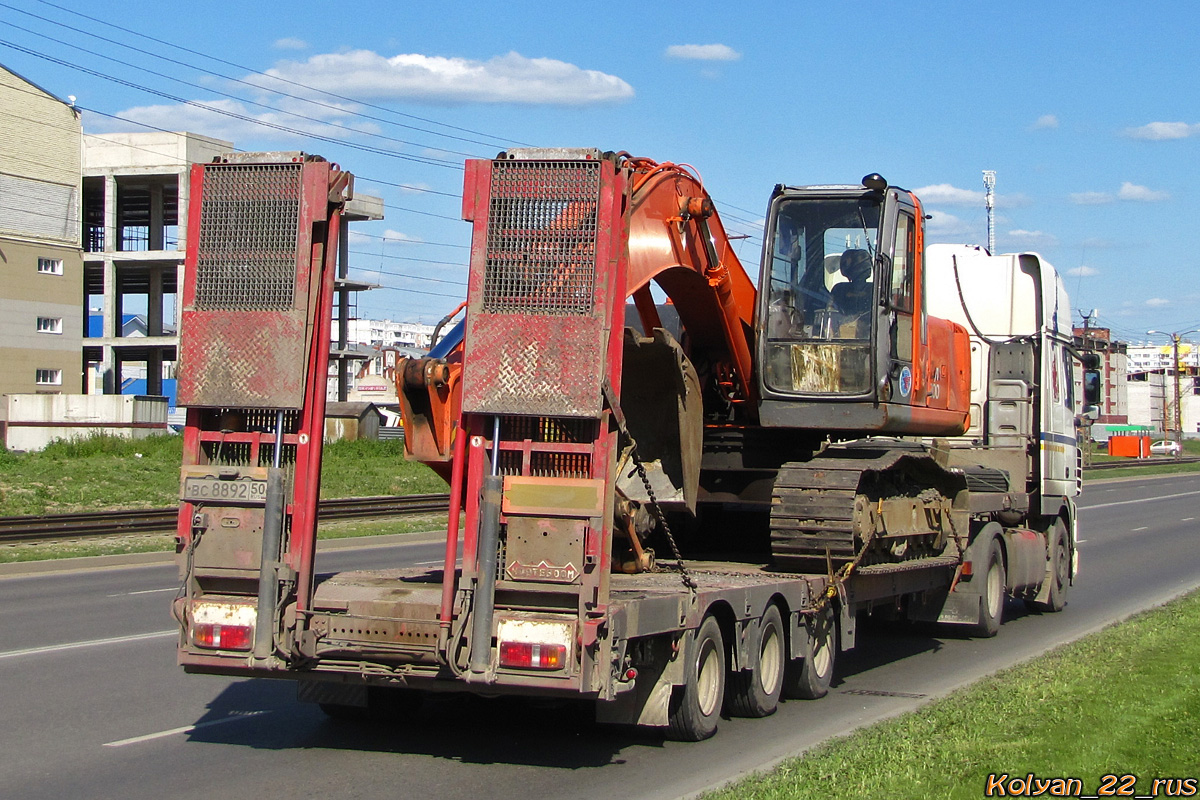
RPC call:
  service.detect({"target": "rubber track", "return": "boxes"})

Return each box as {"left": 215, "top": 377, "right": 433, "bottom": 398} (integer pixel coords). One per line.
{"left": 769, "top": 445, "right": 956, "bottom": 572}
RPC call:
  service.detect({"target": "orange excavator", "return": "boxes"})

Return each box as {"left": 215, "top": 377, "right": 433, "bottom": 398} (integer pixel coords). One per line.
{"left": 396, "top": 150, "right": 971, "bottom": 574}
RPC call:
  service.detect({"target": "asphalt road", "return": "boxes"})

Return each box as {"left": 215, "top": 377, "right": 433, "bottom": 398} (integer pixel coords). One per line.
{"left": 1, "top": 474, "right": 1198, "bottom": 800}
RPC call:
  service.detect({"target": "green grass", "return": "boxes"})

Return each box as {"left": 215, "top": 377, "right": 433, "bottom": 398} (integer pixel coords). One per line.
{"left": 705, "top": 592, "right": 1200, "bottom": 800}
{"left": 0, "top": 434, "right": 446, "bottom": 516}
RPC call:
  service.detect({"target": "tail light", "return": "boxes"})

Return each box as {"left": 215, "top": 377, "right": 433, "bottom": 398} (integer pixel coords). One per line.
{"left": 499, "top": 641, "right": 567, "bottom": 670}
{"left": 190, "top": 599, "right": 256, "bottom": 652}
{"left": 495, "top": 617, "right": 574, "bottom": 671}
{"left": 193, "top": 623, "right": 253, "bottom": 651}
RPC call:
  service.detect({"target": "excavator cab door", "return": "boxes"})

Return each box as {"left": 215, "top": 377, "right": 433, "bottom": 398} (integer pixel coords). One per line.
{"left": 878, "top": 196, "right": 921, "bottom": 405}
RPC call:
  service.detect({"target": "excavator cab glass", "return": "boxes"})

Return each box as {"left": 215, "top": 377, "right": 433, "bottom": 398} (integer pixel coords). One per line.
{"left": 763, "top": 195, "right": 881, "bottom": 395}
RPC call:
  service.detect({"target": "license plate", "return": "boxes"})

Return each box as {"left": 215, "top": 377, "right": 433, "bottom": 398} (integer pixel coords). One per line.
{"left": 183, "top": 476, "right": 267, "bottom": 503}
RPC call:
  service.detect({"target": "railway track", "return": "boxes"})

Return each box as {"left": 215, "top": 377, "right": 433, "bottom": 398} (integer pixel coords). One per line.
{"left": 0, "top": 494, "right": 452, "bottom": 545}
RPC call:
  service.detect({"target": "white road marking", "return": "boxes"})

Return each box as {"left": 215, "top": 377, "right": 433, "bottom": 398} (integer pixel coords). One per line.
{"left": 1183, "top": 518, "right": 1196, "bottom": 522}
{"left": 107, "top": 587, "right": 177, "bottom": 597}
{"left": 0, "top": 630, "right": 175, "bottom": 661}
{"left": 104, "top": 711, "right": 270, "bottom": 747}
{"left": 1082, "top": 489, "right": 1200, "bottom": 511}
{"left": 1132, "top": 526, "right": 1149, "bottom": 531}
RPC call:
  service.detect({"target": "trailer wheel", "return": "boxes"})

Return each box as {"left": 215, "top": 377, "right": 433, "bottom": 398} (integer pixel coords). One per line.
{"left": 1026, "top": 519, "right": 1070, "bottom": 613}
{"left": 783, "top": 606, "right": 836, "bottom": 700}
{"left": 726, "top": 604, "right": 785, "bottom": 718}
{"left": 667, "top": 615, "right": 726, "bottom": 741}
{"left": 973, "top": 538, "right": 1006, "bottom": 637}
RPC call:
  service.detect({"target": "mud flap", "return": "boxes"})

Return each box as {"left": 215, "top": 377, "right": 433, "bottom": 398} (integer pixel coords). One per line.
{"left": 936, "top": 521, "right": 1002, "bottom": 626}
{"left": 595, "top": 637, "right": 685, "bottom": 727}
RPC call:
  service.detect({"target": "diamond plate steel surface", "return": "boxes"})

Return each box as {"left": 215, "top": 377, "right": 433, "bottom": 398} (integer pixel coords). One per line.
{"left": 179, "top": 311, "right": 308, "bottom": 408}
{"left": 462, "top": 313, "right": 605, "bottom": 417}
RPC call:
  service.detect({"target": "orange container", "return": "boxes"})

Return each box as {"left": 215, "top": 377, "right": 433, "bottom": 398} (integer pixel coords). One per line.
{"left": 1107, "top": 435, "right": 1150, "bottom": 458}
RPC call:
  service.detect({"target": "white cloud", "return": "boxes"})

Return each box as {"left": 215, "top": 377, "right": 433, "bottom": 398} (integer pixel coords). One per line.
{"left": 924, "top": 211, "right": 978, "bottom": 241}
{"left": 1070, "top": 191, "right": 1114, "bottom": 205}
{"left": 1070, "top": 183, "right": 1169, "bottom": 204}
{"left": 381, "top": 229, "right": 422, "bottom": 243}
{"left": 1146, "top": 298, "right": 1171, "bottom": 307}
{"left": 665, "top": 44, "right": 741, "bottom": 61}
{"left": 1125, "top": 121, "right": 1200, "bottom": 141}
{"left": 1005, "top": 229, "right": 1058, "bottom": 248}
{"left": 914, "top": 183, "right": 1028, "bottom": 209}
{"left": 260, "top": 50, "right": 633, "bottom": 105}
{"left": 913, "top": 184, "right": 982, "bottom": 206}
{"left": 1118, "top": 181, "right": 1169, "bottom": 202}
{"left": 274, "top": 37, "right": 308, "bottom": 50}
{"left": 1031, "top": 114, "right": 1059, "bottom": 130}
{"left": 1067, "top": 265, "right": 1099, "bottom": 277}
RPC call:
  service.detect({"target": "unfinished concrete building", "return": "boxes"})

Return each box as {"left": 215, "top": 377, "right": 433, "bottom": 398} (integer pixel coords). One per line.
{"left": 82, "top": 132, "right": 383, "bottom": 402}
{"left": 82, "top": 131, "right": 233, "bottom": 397}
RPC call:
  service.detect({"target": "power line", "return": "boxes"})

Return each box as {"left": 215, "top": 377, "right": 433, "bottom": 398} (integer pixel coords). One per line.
{"left": 0, "top": 37, "right": 464, "bottom": 169}
{"left": 0, "top": 15, "right": 488, "bottom": 160}
{"left": 28, "top": 0, "right": 530, "bottom": 148}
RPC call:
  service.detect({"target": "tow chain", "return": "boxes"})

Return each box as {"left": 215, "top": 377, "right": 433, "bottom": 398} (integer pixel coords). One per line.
{"left": 629, "top": 441, "right": 697, "bottom": 592}
{"left": 810, "top": 499, "right": 881, "bottom": 615}
{"left": 602, "top": 380, "right": 696, "bottom": 593}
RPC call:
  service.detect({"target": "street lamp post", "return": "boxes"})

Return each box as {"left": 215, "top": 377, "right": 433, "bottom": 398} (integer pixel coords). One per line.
{"left": 1147, "top": 329, "right": 1198, "bottom": 460}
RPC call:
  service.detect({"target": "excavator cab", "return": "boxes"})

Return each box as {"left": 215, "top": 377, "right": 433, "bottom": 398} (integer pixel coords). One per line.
{"left": 757, "top": 176, "right": 971, "bottom": 437}
{"left": 762, "top": 190, "right": 881, "bottom": 394}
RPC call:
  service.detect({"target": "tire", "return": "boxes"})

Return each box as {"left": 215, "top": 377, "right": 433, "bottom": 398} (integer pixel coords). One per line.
{"left": 783, "top": 607, "right": 836, "bottom": 700}
{"left": 726, "top": 605, "right": 786, "bottom": 718}
{"left": 667, "top": 616, "right": 726, "bottom": 741}
{"left": 1026, "top": 519, "right": 1070, "bottom": 613}
{"left": 973, "top": 538, "right": 1006, "bottom": 637}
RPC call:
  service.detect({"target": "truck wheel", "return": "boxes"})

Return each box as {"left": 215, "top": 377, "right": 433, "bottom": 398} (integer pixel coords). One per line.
{"left": 973, "top": 538, "right": 1006, "bottom": 637}
{"left": 783, "top": 606, "right": 836, "bottom": 700}
{"left": 667, "top": 616, "right": 726, "bottom": 741}
{"left": 726, "top": 604, "right": 785, "bottom": 718}
{"left": 1026, "top": 519, "right": 1070, "bottom": 613}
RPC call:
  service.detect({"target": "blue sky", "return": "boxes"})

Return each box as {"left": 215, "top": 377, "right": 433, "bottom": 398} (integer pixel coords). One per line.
{"left": 3, "top": 0, "right": 1197, "bottom": 342}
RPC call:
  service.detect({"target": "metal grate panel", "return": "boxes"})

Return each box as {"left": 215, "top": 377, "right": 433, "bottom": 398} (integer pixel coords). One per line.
{"left": 195, "top": 164, "right": 302, "bottom": 311}
{"left": 482, "top": 160, "right": 600, "bottom": 316}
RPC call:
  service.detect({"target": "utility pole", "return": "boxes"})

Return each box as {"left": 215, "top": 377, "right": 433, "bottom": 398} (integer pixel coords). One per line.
{"left": 1148, "top": 329, "right": 1197, "bottom": 460}
{"left": 983, "top": 170, "right": 996, "bottom": 254}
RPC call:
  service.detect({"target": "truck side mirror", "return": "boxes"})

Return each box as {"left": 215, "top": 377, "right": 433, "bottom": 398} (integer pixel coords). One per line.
{"left": 1083, "top": 369, "right": 1102, "bottom": 407}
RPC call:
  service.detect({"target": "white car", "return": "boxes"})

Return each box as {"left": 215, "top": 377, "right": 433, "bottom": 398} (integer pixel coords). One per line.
{"left": 1150, "top": 439, "right": 1183, "bottom": 456}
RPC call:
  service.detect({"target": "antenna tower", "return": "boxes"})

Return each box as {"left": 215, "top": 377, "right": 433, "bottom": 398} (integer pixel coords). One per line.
{"left": 983, "top": 170, "right": 996, "bottom": 253}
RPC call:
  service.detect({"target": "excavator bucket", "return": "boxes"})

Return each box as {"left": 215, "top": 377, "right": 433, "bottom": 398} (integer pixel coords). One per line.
{"left": 615, "top": 328, "right": 702, "bottom": 513}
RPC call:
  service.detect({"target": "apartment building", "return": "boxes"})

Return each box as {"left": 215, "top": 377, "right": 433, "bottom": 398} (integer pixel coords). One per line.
{"left": 0, "top": 64, "right": 84, "bottom": 395}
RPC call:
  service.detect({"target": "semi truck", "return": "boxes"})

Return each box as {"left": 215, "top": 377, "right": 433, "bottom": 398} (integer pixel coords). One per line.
{"left": 172, "top": 149, "right": 1100, "bottom": 741}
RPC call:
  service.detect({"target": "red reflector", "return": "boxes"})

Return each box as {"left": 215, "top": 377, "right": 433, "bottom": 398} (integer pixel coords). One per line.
{"left": 193, "top": 623, "right": 253, "bottom": 651}
{"left": 499, "top": 640, "right": 567, "bottom": 670}
{"left": 961, "top": 561, "right": 973, "bottom": 577}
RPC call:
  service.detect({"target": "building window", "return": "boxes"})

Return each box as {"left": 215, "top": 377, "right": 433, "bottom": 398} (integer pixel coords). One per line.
{"left": 36, "top": 317, "right": 63, "bottom": 334}
{"left": 37, "top": 257, "right": 64, "bottom": 275}
{"left": 35, "top": 368, "right": 62, "bottom": 386}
